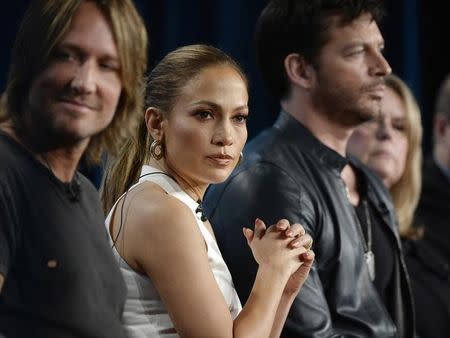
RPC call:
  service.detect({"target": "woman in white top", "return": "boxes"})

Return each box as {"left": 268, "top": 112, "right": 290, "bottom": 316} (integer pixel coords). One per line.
{"left": 101, "top": 44, "right": 314, "bottom": 338}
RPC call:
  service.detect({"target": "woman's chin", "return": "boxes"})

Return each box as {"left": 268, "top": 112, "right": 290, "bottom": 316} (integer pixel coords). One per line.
{"left": 205, "top": 170, "right": 234, "bottom": 185}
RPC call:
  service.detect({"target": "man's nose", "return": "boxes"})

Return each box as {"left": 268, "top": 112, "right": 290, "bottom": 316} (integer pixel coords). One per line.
{"left": 70, "top": 61, "right": 96, "bottom": 94}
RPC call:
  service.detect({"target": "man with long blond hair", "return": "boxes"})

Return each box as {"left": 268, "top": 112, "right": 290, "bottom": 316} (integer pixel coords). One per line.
{"left": 0, "top": 1, "right": 147, "bottom": 337}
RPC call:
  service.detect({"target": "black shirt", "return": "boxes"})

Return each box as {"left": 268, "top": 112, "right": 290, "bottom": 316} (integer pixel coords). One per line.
{"left": 354, "top": 197, "right": 395, "bottom": 316}
{"left": 0, "top": 132, "right": 126, "bottom": 338}
{"left": 353, "top": 168, "right": 395, "bottom": 316}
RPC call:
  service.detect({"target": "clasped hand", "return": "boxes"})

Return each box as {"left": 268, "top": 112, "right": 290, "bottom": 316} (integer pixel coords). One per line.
{"left": 243, "top": 218, "right": 315, "bottom": 295}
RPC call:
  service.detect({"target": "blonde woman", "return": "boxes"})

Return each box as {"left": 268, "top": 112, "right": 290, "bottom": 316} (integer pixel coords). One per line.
{"left": 347, "top": 73, "right": 423, "bottom": 237}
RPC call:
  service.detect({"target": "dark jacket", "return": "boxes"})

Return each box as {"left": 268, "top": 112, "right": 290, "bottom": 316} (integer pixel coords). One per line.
{"left": 205, "top": 111, "right": 415, "bottom": 338}
{"left": 404, "top": 158, "right": 450, "bottom": 338}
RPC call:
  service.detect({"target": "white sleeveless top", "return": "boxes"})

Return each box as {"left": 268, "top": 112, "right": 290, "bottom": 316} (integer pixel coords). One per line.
{"left": 105, "top": 165, "right": 242, "bottom": 337}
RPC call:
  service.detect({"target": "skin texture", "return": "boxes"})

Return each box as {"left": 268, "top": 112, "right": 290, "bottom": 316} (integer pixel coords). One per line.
{"left": 434, "top": 115, "right": 450, "bottom": 171}
{"left": 26, "top": 1, "right": 122, "bottom": 153}
{"left": 109, "top": 64, "right": 314, "bottom": 337}
{"left": 283, "top": 13, "right": 391, "bottom": 159}
{"left": 311, "top": 13, "right": 390, "bottom": 128}
{"left": 347, "top": 87, "right": 409, "bottom": 188}
{"left": 283, "top": 13, "right": 391, "bottom": 206}
{"left": 157, "top": 65, "right": 249, "bottom": 193}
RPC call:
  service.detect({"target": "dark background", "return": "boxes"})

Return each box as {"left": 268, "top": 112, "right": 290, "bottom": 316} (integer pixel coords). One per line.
{"left": 1, "top": 0, "right": 448, "bottom": 155}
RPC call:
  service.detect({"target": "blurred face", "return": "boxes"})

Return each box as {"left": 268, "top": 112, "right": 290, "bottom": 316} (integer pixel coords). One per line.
{"left": 311, "top": 13, "right": 391, "bottom": 126}
{"left": 27, "top": 1, "right": 122, "bottom": 148}
{"left": 433, "top": 114, "right": 450, "bottom": 171}
{"left": 347, "top": 87, "right": 409, "bottom": 188}
{"left": 162, "top": 65, "right": 248, "bottom": 186}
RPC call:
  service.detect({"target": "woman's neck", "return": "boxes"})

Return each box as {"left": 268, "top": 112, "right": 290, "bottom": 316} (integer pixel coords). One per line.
{"left": 147, "top": 159, "right": 208, "bottom": 203}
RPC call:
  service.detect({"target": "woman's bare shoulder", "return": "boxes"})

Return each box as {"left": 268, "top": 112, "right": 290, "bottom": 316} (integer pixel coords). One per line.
{"left": 124, "top": 181, "right": 199, "bottom": 238}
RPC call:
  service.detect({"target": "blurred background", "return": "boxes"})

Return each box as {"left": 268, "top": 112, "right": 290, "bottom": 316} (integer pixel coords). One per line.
{"left": 1, "top": 0, "right": 448, "bottom": 156}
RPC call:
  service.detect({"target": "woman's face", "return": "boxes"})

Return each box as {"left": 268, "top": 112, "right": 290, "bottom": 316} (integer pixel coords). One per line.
{"left": 162, "top": 65, "right": 248, "bottom": 187}
{"left": 347, "top": 87, "right": 409, "bottom": 188}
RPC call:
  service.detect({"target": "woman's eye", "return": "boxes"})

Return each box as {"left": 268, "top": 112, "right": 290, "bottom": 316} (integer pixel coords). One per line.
{"left": 233, "top": 114, "right": 249, "bottom": 124}
{"left": 100, "top": 63, "right": 116, "bottom": 71}
{"left": 195, "top": 110, "right": 214, "bottom": 120}
{"left": 362, "top": 119, "right": 377, "bottom": 128}
{"left": 393, "top": 124, "right": 406, "bottom": 132}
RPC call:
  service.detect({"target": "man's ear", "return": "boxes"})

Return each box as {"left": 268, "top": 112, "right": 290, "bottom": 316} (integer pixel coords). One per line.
{"left": 433, "top": 114, "right": 448, "bottom": 144}
{"left": 145, "top": 107, "right": 164, "bottom": 140}
{"left": 284, "top": 53, "right": 315, "bottom": 89}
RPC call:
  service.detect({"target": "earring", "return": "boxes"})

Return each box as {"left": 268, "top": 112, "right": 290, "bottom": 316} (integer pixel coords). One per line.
{"left": 150, "top": 139, "right": 164, "bottom": 160}
{"left": 237, "top": 152, "right": 243, "bottom": 166}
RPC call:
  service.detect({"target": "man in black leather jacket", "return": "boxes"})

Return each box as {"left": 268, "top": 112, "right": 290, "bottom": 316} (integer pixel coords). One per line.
{"left": 205, "top": 1, "right": 415, "bottom": 337}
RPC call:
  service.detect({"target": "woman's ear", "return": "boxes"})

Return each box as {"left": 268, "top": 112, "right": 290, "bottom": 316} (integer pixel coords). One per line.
{"left": 284, "top": 53, "right": 315, "bottom": 90}
{"left": 145, "top": 107, "right": 164, "bottom": 140}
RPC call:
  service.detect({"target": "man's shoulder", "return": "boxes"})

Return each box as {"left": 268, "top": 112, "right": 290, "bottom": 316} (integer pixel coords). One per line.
{"left": 205, "top": 152, "right": 307, "bottom": 219}
{"left": 0, "top": 130, "right": 33, "bottom": 164}
{"left": 0, "top": 133, "right": 33, "bottom": 185}
{"left": 422, "top": 157, "right": 450, "bottom": 190}
{"left": 206, "top": 122, "right": 326, "bottom": 204}
{"left": 244, "top": 125, "right": 283, "bottom": 157}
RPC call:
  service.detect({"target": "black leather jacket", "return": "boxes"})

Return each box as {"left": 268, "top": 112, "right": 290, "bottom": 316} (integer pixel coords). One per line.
{"left": 205, "top": 111, "right": 415, "bottom": 338}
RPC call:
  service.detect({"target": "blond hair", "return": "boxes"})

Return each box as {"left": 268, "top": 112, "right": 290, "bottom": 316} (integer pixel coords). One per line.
{"left": 1, "top": 0, "right": 148, "bottom": 162}
{"left": 386, "top": 74, "right": 423, "bottom": 238}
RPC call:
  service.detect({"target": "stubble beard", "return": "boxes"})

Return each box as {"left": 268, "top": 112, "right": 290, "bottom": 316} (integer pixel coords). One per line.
{"left": 23, "top": 104, "right": 90, "bottom": 153}
{"left": 311, "top": 85, "right": 381, "bottom": 128}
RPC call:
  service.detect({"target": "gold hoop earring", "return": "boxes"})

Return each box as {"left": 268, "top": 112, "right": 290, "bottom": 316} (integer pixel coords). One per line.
{"left": 150, "top": 139, "right": 164, "bottom": 160}
{"left": 237, "top": 152, "right": 243, "bottom": 166}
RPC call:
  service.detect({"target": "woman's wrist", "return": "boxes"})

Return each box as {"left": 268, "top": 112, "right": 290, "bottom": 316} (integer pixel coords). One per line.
{"left": 257, "top": 263, "right": 291, "bottom": 284}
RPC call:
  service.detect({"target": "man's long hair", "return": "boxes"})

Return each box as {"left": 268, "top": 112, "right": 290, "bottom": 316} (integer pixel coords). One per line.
{"left": 1, "top": 0, "right": 148, "bottom": 163}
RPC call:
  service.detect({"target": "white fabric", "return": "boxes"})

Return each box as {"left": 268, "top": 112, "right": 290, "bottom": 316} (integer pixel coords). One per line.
{"left": 105, "top": 165, "right": 242, "bottom": 337}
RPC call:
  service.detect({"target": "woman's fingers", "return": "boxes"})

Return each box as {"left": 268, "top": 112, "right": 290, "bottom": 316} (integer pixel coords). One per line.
{"left": 242, "top": 227, "right": 254, "bottom": 246}
{"left": 288, "top": 232, "right": 313, "bottom": 250}
{"left": 275, "top": 219, "right": 290, "bottom": 232}
{"left": 253, "top": 218, "right": 267, "bottom": 239}
{"left": 300, "top": 249, "right": 315, "bottom": 266}
{"left": 284, "top": 222, "right": 306, "bottom": 238}
{"left": 248, "top": 218, "right": 313, "bottom": 254}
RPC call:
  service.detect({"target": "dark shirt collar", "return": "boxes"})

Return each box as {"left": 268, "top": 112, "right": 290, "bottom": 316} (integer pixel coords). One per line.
{"left": 273, "top": 110, "right": 349, "bottom": 173}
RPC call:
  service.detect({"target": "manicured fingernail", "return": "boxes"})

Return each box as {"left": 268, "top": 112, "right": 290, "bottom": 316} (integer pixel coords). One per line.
{"left": 304, "top": 250, "right": 314, "bottom": 258}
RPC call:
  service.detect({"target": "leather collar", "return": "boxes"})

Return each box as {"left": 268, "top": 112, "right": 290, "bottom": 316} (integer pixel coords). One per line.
{"left": 273, "top": 110, "right": 348, "bottom": 173}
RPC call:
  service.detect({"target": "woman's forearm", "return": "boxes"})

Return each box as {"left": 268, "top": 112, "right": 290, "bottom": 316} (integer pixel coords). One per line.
{"left": 232, "top": 265, "right": 290, "bottom": 338}
{"left": 269, "top": 292, "right": 296, "bottom": 338}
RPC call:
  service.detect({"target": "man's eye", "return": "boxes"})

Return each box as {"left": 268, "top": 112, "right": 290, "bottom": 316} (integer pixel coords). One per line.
{"left": 53, "top": 50, "right": 75, "bottom": 61}
{"left": 347, "top": 49, "right": 364, "bottom": 57}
